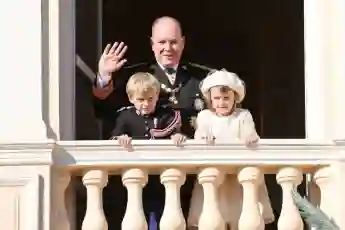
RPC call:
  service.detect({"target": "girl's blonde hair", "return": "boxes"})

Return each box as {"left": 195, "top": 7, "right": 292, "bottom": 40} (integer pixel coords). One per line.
{"left": 126, "top": 72, "right": 160, "bottom": 98}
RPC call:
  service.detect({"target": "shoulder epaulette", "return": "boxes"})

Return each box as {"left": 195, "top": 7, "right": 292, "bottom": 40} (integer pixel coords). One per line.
{"left": 116, "top": 106, "right": 134, "bottom": 113}
{"left": 187, "top": 62, "right": 217, "bottom": 72}
{"left": 123, "top": 62, "right": 149, "bottom": 69}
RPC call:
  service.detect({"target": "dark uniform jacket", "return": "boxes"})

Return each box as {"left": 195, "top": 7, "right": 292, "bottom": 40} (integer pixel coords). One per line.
{"left": 110, "top": 106, "right": 181, "bottom": 139}
{"left": 94, "top": 62, "right": 212, "bottom": 139}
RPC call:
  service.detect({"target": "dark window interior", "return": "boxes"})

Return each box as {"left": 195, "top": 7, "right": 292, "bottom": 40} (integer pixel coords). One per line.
{"left": 75, "top": 1, "right": 305, "bottom": 229}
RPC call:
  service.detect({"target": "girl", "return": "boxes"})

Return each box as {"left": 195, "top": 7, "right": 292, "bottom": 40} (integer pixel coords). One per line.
{"left": 187, "top": 70, "right": 274, "bottom": 230}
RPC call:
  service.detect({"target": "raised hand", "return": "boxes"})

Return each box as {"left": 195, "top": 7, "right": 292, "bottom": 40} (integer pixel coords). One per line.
{"left": 98, "top": 42, "right": 128, "bottom": 77}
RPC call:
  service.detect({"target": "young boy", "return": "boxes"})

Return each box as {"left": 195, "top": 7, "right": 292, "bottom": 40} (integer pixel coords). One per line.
{"left": 110, "top": 72, "right": 186, "bottom": 147}
{"left": 110, "top": 72, "right": 187, "bottom": 229}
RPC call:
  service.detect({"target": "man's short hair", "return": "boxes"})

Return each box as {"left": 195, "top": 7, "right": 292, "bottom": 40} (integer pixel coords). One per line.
{"left": 126, "top": 72, "right": 161, "bottom": 98}
{"left": 151, "top": 16, "right": 184, "bottom": 36}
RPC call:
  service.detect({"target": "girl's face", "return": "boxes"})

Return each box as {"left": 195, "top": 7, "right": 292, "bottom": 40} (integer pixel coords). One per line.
{"left": 209, "top": 86, "right": 236, "bottom": 116}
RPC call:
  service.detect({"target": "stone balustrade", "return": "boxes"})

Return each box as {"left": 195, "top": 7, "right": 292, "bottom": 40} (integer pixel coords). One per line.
{"left": 0, "top": 139, "right": 344, "bottom": 230}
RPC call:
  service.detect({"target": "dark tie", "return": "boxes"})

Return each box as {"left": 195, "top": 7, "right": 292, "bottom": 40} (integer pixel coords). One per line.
{"left": 165, "top": 67, "right": 176, "bottom": 75}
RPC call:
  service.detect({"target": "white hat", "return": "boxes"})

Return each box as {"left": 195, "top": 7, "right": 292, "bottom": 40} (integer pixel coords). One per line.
{"left": 200, "top": 69, "right": 246, "bottom": 103}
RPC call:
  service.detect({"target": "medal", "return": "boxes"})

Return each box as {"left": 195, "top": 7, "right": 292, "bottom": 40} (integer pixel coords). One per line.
{"left": 190, "top": 116, "right": 197, "bottom": 128}
{"left": 194, "top": 94, "right": 204, "bottom": 111}
{"left": 169, "top": 95, "right": 178, "bottom": 104}
{"left": 161, "top": 83, "right": 182, "bottom": 105}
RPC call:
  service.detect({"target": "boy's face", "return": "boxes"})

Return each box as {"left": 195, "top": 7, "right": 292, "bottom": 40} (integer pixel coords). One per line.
{"left": 129, "top": 90, "right": 159, "bottom": 115}
{"left": 210, "top": 86, "right": 236, "bottom": 116}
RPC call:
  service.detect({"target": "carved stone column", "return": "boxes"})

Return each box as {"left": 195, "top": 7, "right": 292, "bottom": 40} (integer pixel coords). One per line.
{"left": 238, "top": 167, "right": 264, "bottom": 230}
{"left": 198, "top": 167, "right": 225, "bottom": 230}
{"left": 159, "top": 168, "right": 186, "bottom": 230}
{"left": 122, "top": 168, "right": 148, "bottom": 230}
{"left": 82, "top": 170, "right": 108, "bottom": 230}
{"left": 276, "top": 167, "right": 303, "bottom": 230}
{"left": 51, "top": 170, "right": 71, "bottom": 230}
{"left": 314, "top": 167, "right": 332, "bottom": 217}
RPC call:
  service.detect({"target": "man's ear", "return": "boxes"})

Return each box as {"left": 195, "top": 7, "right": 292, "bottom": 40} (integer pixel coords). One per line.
{"left": 181, "top": 36, "right": 185, "bottom": 47}
{"left": 150, "top": 37, "right": 154, "bottom": 48}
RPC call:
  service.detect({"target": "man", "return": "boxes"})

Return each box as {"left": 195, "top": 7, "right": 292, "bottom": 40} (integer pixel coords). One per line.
{"left": 91, "top": 16, "right": 212, "bottom": 229}
{"left": 93, "top": 16, "right": 212, "bottom": 139}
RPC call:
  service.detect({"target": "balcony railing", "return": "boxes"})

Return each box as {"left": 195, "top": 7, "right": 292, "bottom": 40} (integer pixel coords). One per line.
{"left": 1, "top": 139, "right": 344, "bottom": 230}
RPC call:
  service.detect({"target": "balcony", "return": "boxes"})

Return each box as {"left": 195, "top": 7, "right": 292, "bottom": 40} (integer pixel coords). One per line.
{"left": 1, "top": 139, "right": 344, "bottom": 230}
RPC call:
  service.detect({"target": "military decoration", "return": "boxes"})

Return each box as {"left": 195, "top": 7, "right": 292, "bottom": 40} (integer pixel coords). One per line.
{"left": 194, "top": 94, "right": 205, "bottom": 111}
{"left": 161, "top": 83, "right": 182, "bottom": 105}
{"left": 190, "top": 116, "right": 197, "bottom": 129}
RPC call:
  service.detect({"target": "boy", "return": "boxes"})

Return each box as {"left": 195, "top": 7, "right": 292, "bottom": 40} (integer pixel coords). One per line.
{"left": 110, "top": 72, "right": 187, "bottom": 229}
{"left": 110, "top": 72, "right": 187, "bottom": 146}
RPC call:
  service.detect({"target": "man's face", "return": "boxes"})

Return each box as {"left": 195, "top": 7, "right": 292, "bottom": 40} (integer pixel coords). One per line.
{"left": 151, "top": 21, "right": 185, "bottom": 67}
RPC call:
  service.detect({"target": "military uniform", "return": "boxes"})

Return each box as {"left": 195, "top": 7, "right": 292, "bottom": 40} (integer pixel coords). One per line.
{"left": 110, "top": 106, "right": 182, "bottom": 139}
{"left": 94, "top": 62, "right": 212, "bottom": 139}
{"left": 92, "top": 62, "right": 213, "bottom": 230}
{"left": 110, "top": 105, "right": 183, "bottom": 229}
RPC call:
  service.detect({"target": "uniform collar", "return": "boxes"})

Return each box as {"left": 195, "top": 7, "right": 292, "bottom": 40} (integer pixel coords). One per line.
{"left": 157, "top": 62, "right": 178, "bottom": 73}
{"left": 135, "top": 107, "right": 161, "bottom": 117}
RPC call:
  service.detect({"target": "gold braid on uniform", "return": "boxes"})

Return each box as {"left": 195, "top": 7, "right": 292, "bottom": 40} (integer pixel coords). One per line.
{"left": 188, "top": 62, "right": 217, "bottom": 72}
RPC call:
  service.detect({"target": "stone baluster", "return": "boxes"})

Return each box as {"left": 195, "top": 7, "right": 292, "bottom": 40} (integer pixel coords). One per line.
{"left": 314, "top": 167, "right": 332, "bottom": 217}
{"left": 82, "top": 170, "right": 108, "bottom": 230}
{"left": 52, "top": 171, "right": 71, "bottom": 230}
{"left": 122, "top": 168, "right": 148, "bottom": 230}
{"left": 198, "top": 167, "right": 225, "bottom": 230}
{"left": 159, "top": 168, "right": 186, "bottom": 230}
{"left": 330, "top": 161, "right": 345, "bottom": 229}
{"left": 237, "top": 167, "right": 265, "bottom": 230}
{"left": 276, "top": 167, "right": 303, "bottom": 230}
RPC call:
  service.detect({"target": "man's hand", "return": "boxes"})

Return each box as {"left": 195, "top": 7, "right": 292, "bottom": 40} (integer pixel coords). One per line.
{"left": 116, "top": 134, "right": 132, "bottom": 150}
{"left": 98, "top": 42, "right": 128, "bottom": 77}
{"left": 171, "top": 133, "right": 187, "bottom": 146}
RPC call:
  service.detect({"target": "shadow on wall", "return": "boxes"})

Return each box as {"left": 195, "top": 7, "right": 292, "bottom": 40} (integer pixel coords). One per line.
{"left": 41, "top": 0, "right": 57, "bottom": 140}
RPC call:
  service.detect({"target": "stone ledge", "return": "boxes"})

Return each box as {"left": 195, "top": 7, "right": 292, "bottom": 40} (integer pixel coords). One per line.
{"left": 0, "top": 140, "right": 55, "bottom": 166}
{"left": 54, "top": 139, "right": 344, "bottom": 172}
{"left": 0, "top": 139, "right": 343, "bottom": 169}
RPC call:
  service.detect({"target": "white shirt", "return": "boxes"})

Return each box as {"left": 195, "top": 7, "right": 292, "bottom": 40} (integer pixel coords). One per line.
{"left": 157, "top": 62, "right": 178, "bottom": 85}
{"left": 194, "top": 108, "right": 259, "bottom": 142}
{"left": 96, "top": 73, "right": 111, "bottom": 88}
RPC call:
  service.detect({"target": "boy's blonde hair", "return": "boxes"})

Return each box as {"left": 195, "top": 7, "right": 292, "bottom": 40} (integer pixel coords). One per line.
{"left": 126, "top": 72, "right": 161, "bottom": 98}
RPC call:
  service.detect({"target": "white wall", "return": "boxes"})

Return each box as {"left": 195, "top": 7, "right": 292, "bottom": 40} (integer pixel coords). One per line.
{"left": 304, "top": 0, "right": 345, "bottom": 140}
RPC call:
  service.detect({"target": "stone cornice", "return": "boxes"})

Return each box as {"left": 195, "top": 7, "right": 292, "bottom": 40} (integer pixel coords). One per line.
{"left": 0, "top": 140, "right": 55, "bottom": 166}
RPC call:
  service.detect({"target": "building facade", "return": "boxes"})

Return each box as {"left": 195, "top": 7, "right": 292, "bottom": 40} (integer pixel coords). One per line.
{"left": 0, "top": 0, "right": 344, "bottom": 230}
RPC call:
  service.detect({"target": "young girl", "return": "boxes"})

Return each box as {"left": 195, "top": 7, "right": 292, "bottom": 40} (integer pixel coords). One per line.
{"left": 187, "top": 70, "right": 274, "bottom": 230}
